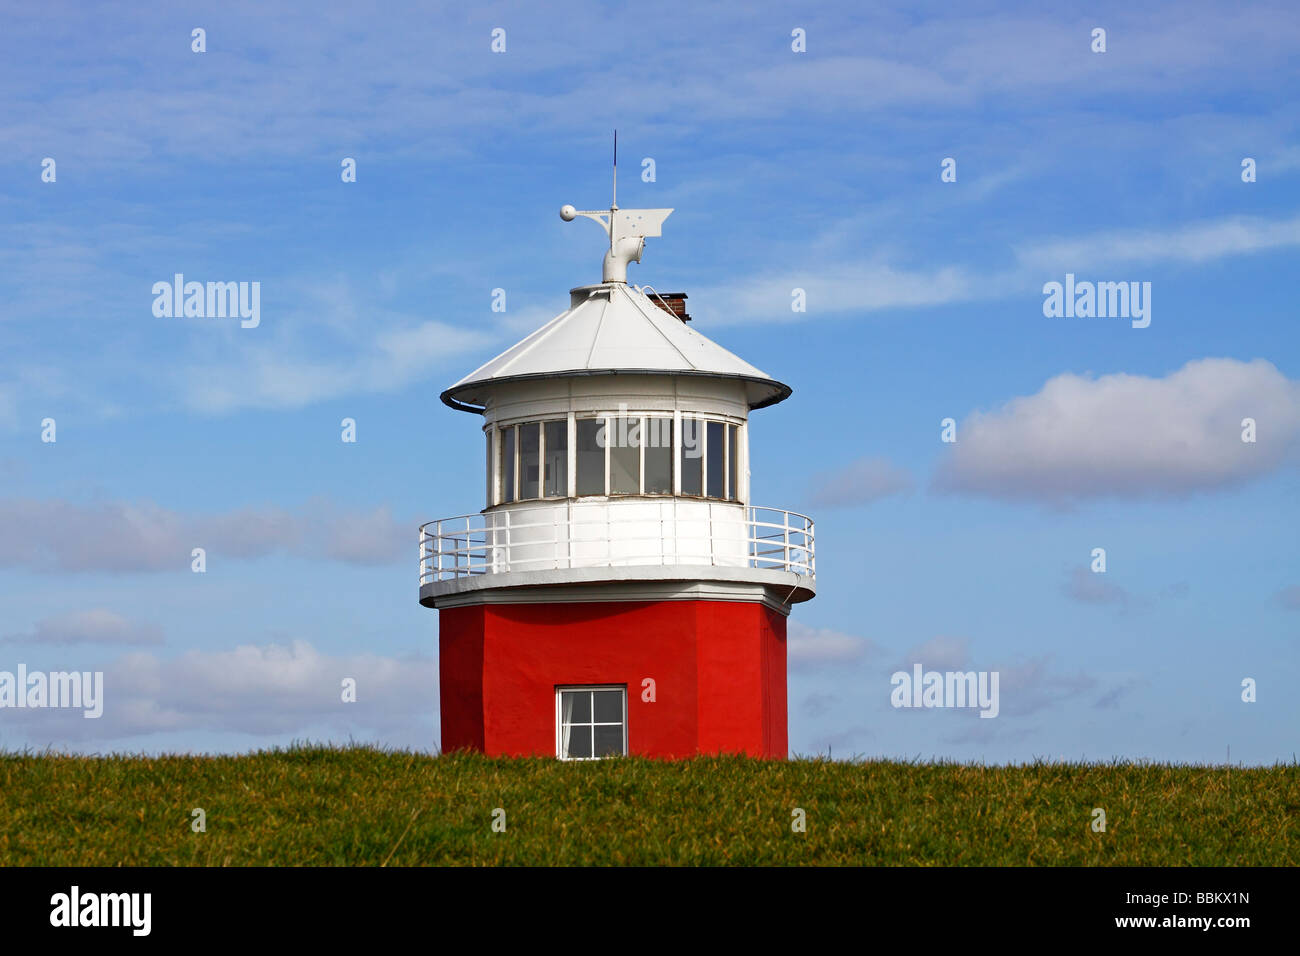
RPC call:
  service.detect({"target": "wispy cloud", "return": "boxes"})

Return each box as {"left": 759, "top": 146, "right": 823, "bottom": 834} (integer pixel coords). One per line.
{"left": 0, "top": 639, "right": 437, "bottom": 744}
{"left": 808, "top": 456, "right": 913, "bottom": 508}
{"left": 0, "top": 496, "right": 413, "bottom": 573}
{"left": 696, "top": 212, "right": 1300, "bottom": 324}
{"left": 2, "top": 609, "right": 163, "bottom": 646}
{"left": 1062, "top": 567, "right": 1134, "bottom": 608}
{"left": 788, "top": 621, "right": 876, "bottom": 670}
{"left": 1016, "top": 214, "right": 1300, "bottom": 272}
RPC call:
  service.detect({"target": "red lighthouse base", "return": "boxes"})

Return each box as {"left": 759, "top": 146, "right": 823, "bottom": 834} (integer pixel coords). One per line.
{"left": 438, "top": 599, "right": 788, "bottom": 759}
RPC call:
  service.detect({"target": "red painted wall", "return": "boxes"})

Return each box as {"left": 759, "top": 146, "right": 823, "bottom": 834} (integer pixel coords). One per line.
{"left": 438, "top": 599, "right": 787, "bottom": 759}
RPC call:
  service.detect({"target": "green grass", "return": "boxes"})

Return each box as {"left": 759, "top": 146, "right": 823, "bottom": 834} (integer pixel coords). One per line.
{"left": 1, "top": 746, "right": 1295, "bottom": 865}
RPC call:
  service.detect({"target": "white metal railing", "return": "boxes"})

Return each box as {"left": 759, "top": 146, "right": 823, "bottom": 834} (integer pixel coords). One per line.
{"left": 419, "top": 500, "right": 814, "bottom": 585}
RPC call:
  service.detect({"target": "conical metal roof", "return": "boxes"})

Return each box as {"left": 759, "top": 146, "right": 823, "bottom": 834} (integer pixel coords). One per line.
{"left": 441, "top": 282, "right": 792, "bottom": 412}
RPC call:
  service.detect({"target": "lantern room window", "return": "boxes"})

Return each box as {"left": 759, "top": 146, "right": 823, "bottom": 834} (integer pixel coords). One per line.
{"left": 609, "top": 416, "right": 640, "bottom": 494}
{"left": 575, "top": 418, "right": 604, "bottom": 495}
{"left": 543, "top": 420, "right": 567, "bottom": 497}
{"left": 557, "top": 685, "right": 627, "bottom": 760}
{"left": 644, "top": 418, "right": 673, "bottom": 494}
{"left": 492, "top": 414, "right": 742, "bottom": 505}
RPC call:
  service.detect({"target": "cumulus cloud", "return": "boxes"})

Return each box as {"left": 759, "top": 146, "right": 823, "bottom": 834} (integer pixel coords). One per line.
{"left": 0, "top": 496, "right": 411, "bottom": 573}
{"left": 0, "top": 639, "right": 437, "bottom": 744}
{"left": 933, "top": 358, "right": 1300, "bottom": 502}
{"left": 2, "top": 609, "right": 163, "bottom": 646}
{"left": 788, "top": 622, "right": 876, "bottom": 670}
{"left": 808, "top": 456, "right": 913, "bottom": 507}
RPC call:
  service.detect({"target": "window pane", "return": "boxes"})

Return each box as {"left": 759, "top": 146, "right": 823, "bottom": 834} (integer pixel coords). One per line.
{"left": 644, "top": 419, "right": 672, "bottom": 494}
{"left": 727, "top": 424, "right": 738, "bottom": 500}
{"left": 576, "top": 419, "right": 604, "bottom": 496}
{"left": 609, "top": 417, "right": 639, "bottom": 494}
{"left": 680, "top": 419, "right": 703, "bottom": 496}
{"left": 706, "top": 421, "right": 725, "bottom": 498}
{"left": 565, "top": 725, "right": 593, "bottom": 759}
{"left": 563, "top": 689, "right": 591, "bottom": 723}
{"left": 593, "top": 689, "right": 623, "bottom": 723}
{"left": 486, "top": 431, "right": 493, "bottom": 505}
{"left": 544, "top": 420, "right": 567, "bottom": 497}
{"left": 503, "top": 426, "right": 516, "bottom": 502}
{"left": 519, "top": 422, "right": 540, "bottom": 500}
{"left": 593, "top": 725, "right": 624, "bottom": 757}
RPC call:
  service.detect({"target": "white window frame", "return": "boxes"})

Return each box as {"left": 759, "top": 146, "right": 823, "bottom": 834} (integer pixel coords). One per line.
{"left": 491, "top": 412, "right": 744, "bottom": 506}
{"left": 555, "top": 684, "right": 628, "bottom": 760}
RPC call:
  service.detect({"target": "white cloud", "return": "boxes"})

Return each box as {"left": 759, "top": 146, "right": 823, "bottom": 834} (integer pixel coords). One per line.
{"left": 933, "top": 358, "right": 1300, "bottom": 502}
{"left": 0, "top": 639, "right": 437, "bottom": 744}
{"left": 2, "top": 609, "right": 163, "bottom": 646}
{"left": 0, "top": 496, "right": 412, "bottom": 573}
{"left": 809, "top": 456, "right": 913, "bottom": 507}
{"left": 1017, "top": 214, "right": 1300, "bottom": 272}
{"left": 180, "top": 317, "right": 492, "bottom": 414}
{"left": 788, "top": 621, "right": 875, "bottom": 669}
{"left": 696, "top": 212, "right": 1300, "bottom": 325}
{"left": 697, "top": 263, "right": 984, "bottom": 325}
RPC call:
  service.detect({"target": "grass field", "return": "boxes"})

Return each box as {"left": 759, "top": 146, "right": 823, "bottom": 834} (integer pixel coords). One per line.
{"left": 0, "top": 746, "right": 1295, "bottom": 866}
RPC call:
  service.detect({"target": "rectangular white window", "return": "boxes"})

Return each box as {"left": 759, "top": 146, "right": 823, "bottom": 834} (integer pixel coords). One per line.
{"left": 575, "top": 418, "right": 604, "bottom": 495}
{"left": 644, "top": 417, "right": 673, "bottom": 494}
{"left": 501, "top": 426, "right": 516, "bottom": 502}
{"left": 727, "top": 423, "right": 739, "bottom": 500}
{"left": 543, "top": 420, "right": 567, "bottom": 497}
{"left": 609, "top": 416, "right": 640, "bottom": 495}
{"left": 706, "top": 420, "right": 725, "bottom": 498}
{"left": 519, "top": 422, "right": 540, "bottom": 499}
{"left": 680, "top": 418, "right": 703, "bottom": 496}
{"left": 556, "top": 685, "right": 627, "bottom": 760}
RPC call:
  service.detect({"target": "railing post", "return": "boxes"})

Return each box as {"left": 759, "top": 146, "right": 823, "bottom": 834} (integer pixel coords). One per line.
{"left": 435, "top": 519, "right": 444, "bottom": 580}
{"left": 784, "top": 511, "right": 791, "bottom": 572}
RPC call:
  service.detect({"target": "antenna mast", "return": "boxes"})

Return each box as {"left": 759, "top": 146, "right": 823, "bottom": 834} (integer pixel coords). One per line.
{"left": 559, "top": 133, "right": 673, "bottom": 283}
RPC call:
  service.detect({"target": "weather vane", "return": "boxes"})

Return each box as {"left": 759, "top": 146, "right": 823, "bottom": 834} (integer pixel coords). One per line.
{"left": 561, "top": 130, "right": 673, "bottom": 283}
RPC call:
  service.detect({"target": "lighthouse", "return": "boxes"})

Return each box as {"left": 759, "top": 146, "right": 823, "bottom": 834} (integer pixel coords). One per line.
{"left": 419, "top": 183, "right": 816, "bottom": 760}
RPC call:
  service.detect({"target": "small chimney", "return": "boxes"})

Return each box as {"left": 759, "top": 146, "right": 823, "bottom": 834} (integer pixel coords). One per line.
{"left": 650, "top": 292, "right": 690, "bottom": 322}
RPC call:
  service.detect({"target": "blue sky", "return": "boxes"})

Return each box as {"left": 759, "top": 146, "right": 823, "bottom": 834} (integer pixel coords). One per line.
{"left": 0, "top": 0, "right": 1296, "bottom": 761}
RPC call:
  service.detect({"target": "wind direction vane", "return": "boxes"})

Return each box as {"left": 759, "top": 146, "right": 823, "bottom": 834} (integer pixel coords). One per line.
{"left": 561, "top": 131, "right": 672, "bottom": 283}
